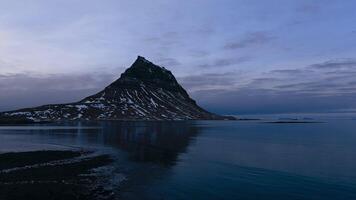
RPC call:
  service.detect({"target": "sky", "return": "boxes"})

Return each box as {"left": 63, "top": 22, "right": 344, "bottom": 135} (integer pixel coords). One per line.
{"left": 0, "top": 0, "right": 356, "bottom": 114}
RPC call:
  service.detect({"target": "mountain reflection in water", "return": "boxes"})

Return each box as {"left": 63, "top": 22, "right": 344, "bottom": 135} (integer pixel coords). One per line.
{"left": 99, "top": 121, "right": 200, "bottom": 165}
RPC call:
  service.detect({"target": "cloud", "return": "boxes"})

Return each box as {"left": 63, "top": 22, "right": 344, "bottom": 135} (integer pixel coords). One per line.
{"left": 274, "top": 81, "right": 354, "bottom": 93}
{"left": 188, "top": 50, "right": 210, "bottom": 58}
{"left": 178, "top": 72, "right": 240, "bottom": 92}
{"left": 142, "top": 31, "right": 182, "bottom": 48}
{"left": 192, "top": 88, "right": 356, "bottom": 115}
{"left": 247, "top": 77, "right": 282, "bottom": 87}
{"left": 309, "top": 59, "right": 356, "bottom": 70}
{"left": 224, "top": 31, "right": 276, "bottom": 50}
{"left": 156, "top": 57, "right": 181, "bottom": 67}
{"left": 270, "top": 69, "right": 314, "bottom": 75}
{"left": 0, "top": 72, "right": 116, "bottom": 111}
{"left": 0, "top": 73, "right": 115, "bottom": 90}
{"left": 198, "top": 57, "right": 250, "bottom": 68}
{"left": 184, "top": 58, "right": 356, "bottom": 114}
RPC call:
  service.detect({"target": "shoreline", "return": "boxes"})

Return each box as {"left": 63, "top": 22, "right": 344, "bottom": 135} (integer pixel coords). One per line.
{"left": 0, "top": 150, "right": 114, "bottom": 200}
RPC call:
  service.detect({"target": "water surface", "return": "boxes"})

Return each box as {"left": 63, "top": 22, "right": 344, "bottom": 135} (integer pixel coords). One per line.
{"left": 1, "top": 115, "right": 356, "bottom": 199}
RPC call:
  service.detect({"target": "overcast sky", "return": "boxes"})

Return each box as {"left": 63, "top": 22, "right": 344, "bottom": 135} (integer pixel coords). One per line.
{"left": 1, "top": 0, "right": 356, "bottom": 114}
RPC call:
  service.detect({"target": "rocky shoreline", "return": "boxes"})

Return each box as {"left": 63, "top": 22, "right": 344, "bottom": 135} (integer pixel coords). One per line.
{"left": 0, "top": 150, "right": 114, "bottom": 200}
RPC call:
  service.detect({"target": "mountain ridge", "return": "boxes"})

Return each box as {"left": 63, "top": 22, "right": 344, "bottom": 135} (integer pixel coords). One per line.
{"left": 0, "top": 56, "right": 235, "bottom": 122}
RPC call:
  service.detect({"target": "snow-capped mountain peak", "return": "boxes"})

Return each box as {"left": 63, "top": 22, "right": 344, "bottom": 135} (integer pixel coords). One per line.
{"left": 1, "top": 56, "right": 235, "bottom": 122}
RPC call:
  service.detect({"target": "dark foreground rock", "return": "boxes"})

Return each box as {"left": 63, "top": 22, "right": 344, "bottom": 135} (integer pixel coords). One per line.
{"left": 0, "top": 150, "right": 113, "bottom": 200}
{"left": 1, "top": 56, "right": 235, "bottom": 122}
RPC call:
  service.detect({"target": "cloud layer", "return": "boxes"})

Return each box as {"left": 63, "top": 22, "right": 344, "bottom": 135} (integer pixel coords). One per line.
{"left": 0, "top": 0, "right": 356, "bottom": 114}
{"left": 181, "top": 59, "right": 356, "bottom": 114}
{"left": 0, "top": 73, "right": 116, "bottom": 111}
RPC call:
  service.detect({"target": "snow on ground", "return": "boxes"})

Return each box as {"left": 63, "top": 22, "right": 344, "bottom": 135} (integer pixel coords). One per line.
{"left": 76, "top": 105, "right": 88, "bottom": 111}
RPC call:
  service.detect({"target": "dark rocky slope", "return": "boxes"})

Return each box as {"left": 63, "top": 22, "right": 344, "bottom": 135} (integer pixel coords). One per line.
{"left": 0, "top": 56, "right": 235, "bottom": 121}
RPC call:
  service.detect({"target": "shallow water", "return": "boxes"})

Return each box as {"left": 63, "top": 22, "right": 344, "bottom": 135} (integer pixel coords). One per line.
{"left": 1, "top": 115, "right": 356, "bottom": 199}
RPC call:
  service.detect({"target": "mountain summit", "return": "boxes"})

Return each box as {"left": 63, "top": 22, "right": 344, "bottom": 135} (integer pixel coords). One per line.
{"left": 107, "top": 56, "right": 188, "bottom": 95}
{"left": 1, "top": 56, "right": 234, "bottom": 122}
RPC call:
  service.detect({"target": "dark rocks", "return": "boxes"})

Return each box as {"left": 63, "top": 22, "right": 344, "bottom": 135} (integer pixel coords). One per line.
{"left": 0, "top": 150, "right": 113, "bottom": 200}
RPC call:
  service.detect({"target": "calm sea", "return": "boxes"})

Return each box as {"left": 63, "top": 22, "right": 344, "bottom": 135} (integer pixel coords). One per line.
{"left": 1, "top": 113, "right": 356, "bottom": 199}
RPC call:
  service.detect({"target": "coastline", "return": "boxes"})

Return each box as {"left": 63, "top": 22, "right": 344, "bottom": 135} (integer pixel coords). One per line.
{"left": 0, "top": 150, "right": 114, "bottom": 200}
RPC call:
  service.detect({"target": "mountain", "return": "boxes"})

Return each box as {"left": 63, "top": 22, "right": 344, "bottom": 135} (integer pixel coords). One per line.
{"left": 0, "top": 56, "right": 235, "bottom": 122}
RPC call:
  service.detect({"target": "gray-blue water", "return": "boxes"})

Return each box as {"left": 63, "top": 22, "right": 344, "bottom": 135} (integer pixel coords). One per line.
{"left": 1, "top": 114, "right": 356, "bottom": 199}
